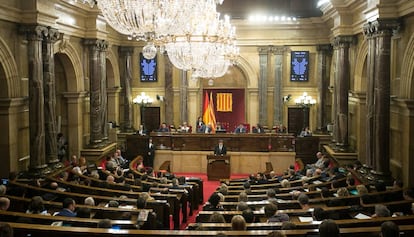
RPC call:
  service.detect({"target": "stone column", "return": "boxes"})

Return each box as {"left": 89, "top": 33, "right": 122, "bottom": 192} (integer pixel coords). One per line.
{"left": 180, "top": 70, "right": 188, "bottom": 124}
{"left": 363, "top": 19, "right": 400, "bottom": 177}
{"left": 119, "top": 46, "right": 134, "bottom": 132}
{"left": 316, "top": 44, "right": 332, "bottom": 131}
{"left": 42, "top": 27, "right": 61, "bottom": 167}
{"left": 84, "top": 39, "right": 108, "bottom": 147}
{"left": 364, "top": 25, "right": 376, "bottom": 167}
{"left": 258, "top": 47, "right": 271, "bottom": 125}
{"left": 272, "top": 46, "right": 286, "bottom": 126}
{"left": 332, "top": 36, "right": 355, "bottom": 148}
{"left": 20, "top": 25, "right": 49, "bottom": 175}
{"left": 100, "top": 44, "right": 108, "bottom": 142}
{"left": 164, "top": 54, "right": 174, "bottom": 125}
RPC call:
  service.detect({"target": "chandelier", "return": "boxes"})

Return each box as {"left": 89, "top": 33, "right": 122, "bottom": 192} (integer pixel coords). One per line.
{"left": 133, "top": 92, "right": 154, "bottom": 106}
{"left": 74, "top": 0, "right": 238, "bottom": 77}
{"left": 165, "top": 12, "right": 238, "bottom": 77}
{"left": 294, "top": 92, "right": 316, "bottom": 107}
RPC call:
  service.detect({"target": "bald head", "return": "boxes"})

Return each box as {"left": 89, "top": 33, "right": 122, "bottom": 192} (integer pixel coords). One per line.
{"left": 0, "top": 197, "right": 10, "bottom": 211}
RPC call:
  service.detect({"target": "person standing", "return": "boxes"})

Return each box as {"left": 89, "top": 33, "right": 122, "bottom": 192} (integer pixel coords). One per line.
{"left": 145, "top": 138, "right": 155, "bottom": 168}
{"left": 214, "top": 139, "right": 227, "bottom": 156}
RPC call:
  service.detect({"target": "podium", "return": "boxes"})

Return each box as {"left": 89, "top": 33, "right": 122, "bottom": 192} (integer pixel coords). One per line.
{"left": 207, "top": 155, "right": 230, "bottom": 181}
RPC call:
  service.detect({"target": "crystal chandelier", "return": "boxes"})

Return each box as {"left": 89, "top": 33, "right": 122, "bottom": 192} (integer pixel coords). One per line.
{"left": 165, "top": 12, "right": 238, "bottom": 77}
{"left": 73, "top": 0, "right": 238, "bottom": 77}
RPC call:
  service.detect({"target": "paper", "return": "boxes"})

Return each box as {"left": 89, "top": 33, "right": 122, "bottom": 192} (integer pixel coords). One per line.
{"left": 354, "top": 213, "right": 371, "bottom": 219}
{"left": 138, "top": 210, "right": 149, "bottom": 221}
{"left": 298, "top": 216, "right": 314, "bottom": 222}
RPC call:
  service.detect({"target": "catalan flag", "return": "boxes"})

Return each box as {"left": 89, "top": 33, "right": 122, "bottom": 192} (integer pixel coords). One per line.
{"left": 217, "top": 93, "right": 233, "bottom": 112}
{"left": 203, "top": 92, "right": 217, "bottom": 133}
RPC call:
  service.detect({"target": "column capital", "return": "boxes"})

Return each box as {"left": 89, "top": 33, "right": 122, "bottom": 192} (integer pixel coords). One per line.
{"left": 258, "top": 46, "right": 273, "bottom": 55}
{"left": 83, "top": 39, "right": 108, "bottom": 51}
{"left": 44, "top": 27, "right": 61, "bottom": 43}
{"left": 363, "top": 19, "right": 401, "bottom": 38}
{"left": 271, "top": 46, "right": 287, "bottom": 55}
{"left": 317, "top": 44, "right": 333, "bottom": 52}
{"left": 332, "top": 35, "right": 357, "bottom": 48}
{"left": 19, "top": 24, "right": 49, "bottom": 41}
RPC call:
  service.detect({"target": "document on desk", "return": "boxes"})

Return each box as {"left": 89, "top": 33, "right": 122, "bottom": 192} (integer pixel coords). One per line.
{"left": 354, "top": 213, "right": 371, "bottom": 219}
{"left": 298, "top": 216, "right": 314, "bottom": 222}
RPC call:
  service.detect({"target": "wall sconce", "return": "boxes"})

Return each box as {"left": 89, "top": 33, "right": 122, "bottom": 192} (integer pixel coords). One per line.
{"left": 283, "top": 94, "right": 292, "bottom": 103}
{"left": 156, "top": 94, "right": 165, "bottom": 102}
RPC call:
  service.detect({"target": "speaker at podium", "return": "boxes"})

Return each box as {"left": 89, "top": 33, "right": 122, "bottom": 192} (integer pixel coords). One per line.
{"left": 207, "top": 155, "right": 230, "bottom": 181}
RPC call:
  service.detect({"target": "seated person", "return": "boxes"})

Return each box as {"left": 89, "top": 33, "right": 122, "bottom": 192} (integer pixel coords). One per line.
{"left": 203, "top": 193, "right": 223, "bottom": 211}
{"left": 381, "top": 221, "right": 400, "bottom": 237}
{"left": 319, "top": 219, "right": 340, "bottom": 237}
{"left": 55, "top": 198, "right": 76, "bottom": 217}
{"left": 234, "top": 124, "right": 246, "bottom": 133}
{"left": 136, "top": 124, "right": 147, "bottom": 136}
{"left": 158, "top": 122, "right": 169, "bottom": 132}
{"left": 136, "top": 196, "right": 159, "bottom": 230}
{"left": 215, "top": 122, "right": 226, "bottom": 133}
{"left": 299, "top": 126, "right": 312, "bottom": 137}
{"left": 264, "top": 203, "right": 289, "bottom": 222}
{"left": 231, "top": 215, "right": 246, "bottom": 230}
{"left": 195, "top": 116, "right": 205, "bottom": 133}
{"left": 179, "top": 122, "right": 191, "bottom": 133}
{"left": 26, "top": 196, "right": 49, "bottom": 215}
{"left": 0, "top": 197, "right": 10, "bottom": 211}
{"left": 371, "top": 204, "right": 391, "bottom": 218}
{"left": 200, "top": 123, "right": 213, "bottom": 134}
{"left": 252, "top": 123, "right": 265, "bottom": 133}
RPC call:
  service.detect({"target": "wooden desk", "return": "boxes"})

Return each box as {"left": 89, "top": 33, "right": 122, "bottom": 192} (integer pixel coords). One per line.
{"left": 207, "top": 155, "right": 230, "bottom": 180}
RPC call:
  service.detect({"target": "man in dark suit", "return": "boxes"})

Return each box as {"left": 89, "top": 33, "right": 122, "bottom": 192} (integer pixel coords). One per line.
{"left": 252, "top": 123, "right": 265, "bottom": 133}
{"left": 55, "top": 198, "right": 77, "bottom": 217}
{"left": 136, "top": 124, "right": 147, "bottom": 136}
{"left": 200, "top": 123, "right": 213, "bottom": 134}
{"left": 158, "top": 122, "right": 169, "bottom": 132}
{"left": 214, "top": 139, "right": 227, "bottom": 156}
{"left": 145, "top": 138, "right": 155, "bottom": 168}
{"left": 234, "top": 124, "right": 246, "bottom": 133}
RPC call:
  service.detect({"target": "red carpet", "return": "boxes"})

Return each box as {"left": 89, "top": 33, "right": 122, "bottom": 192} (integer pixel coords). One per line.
{"left": 175, "top": 172, "right": 249, "bottom": 229}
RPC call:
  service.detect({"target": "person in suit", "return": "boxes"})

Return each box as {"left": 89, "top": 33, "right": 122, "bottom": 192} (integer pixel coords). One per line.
{"left": 145, "top": 138, "right": 155, "bottom": 168}
{"left": 136, "top": 124, "right": 147, "bottom": 136}
{"left": 200, "top": 123, "right": 213, "bottom": 134}
{"left": 196, "top": 116, "right": 205, "bottom": 133}
{"left": 179, "top": 121, "right": 191, "bottom": 133}
{"left": 252, "top": 123, "right": 265, "bottom": 133}
{"left": 299, "top": 126, "right": 312, "bottom": 137}
{"left": 234, "top": 124, "right": 246, "bottom": 133}
{"left": 214, "top": 139, "right": 227, "bottom": 156}
{"left": 158, "top": 122, "right": 169, "bottom": 132}
{"left": 55, "top": 198, "right": 77, "bottom": 217}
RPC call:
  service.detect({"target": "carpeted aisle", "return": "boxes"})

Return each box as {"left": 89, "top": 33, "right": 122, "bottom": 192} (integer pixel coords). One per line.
{"left": 174, "top": 173, "right": 249, "bottom": 229}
